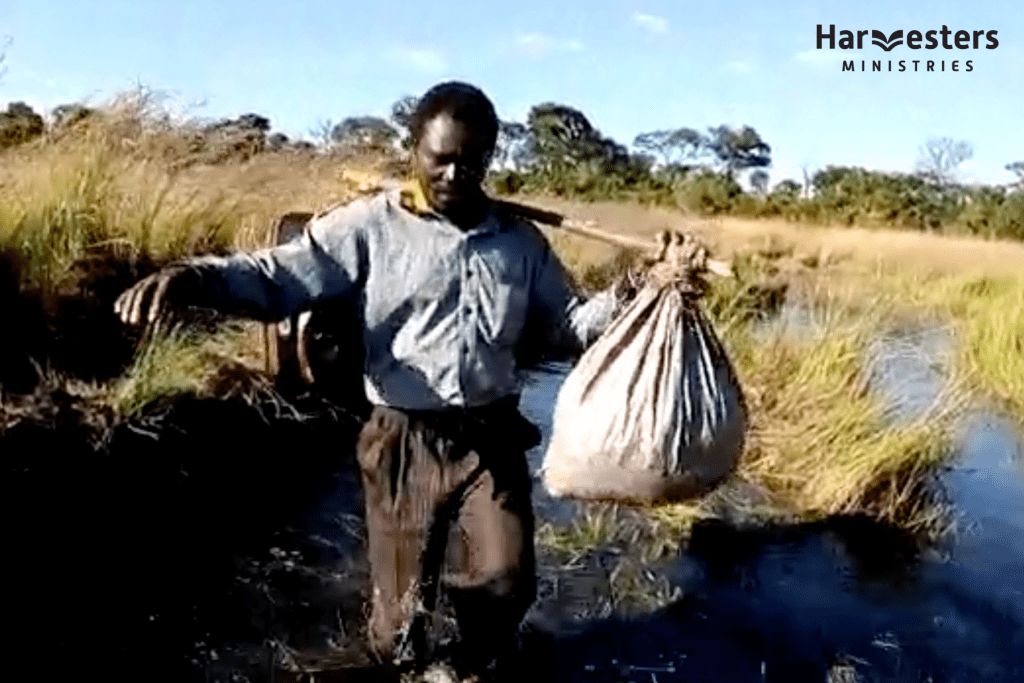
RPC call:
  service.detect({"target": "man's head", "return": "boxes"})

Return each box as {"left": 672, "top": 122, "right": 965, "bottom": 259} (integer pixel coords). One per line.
{"left": 411, "top": 82, "right": 498, "bottom": 221}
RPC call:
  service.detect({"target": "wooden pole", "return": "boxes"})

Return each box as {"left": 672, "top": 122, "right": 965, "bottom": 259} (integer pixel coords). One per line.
{"left": 493, "top": 198, "right": 733, "bottom": 277}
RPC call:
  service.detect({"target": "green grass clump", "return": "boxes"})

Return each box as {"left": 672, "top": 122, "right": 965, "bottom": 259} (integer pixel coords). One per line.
{"left": 726, "top": 313, "right": 956, "bottom": 532}
{"left": 935, "top": 277, "right": 1022, "bottom": 422}
{"left": 112, "top": 322, "right": 254, "bottom": 418}
{"left": 868, "top": 272, "right": 1024, "bottom": 425}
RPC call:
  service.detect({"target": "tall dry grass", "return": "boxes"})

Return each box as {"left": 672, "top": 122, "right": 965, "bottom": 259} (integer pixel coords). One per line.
{"left": 0, "top": 91, "right": 395, "bottom": 407}
{"left": 0, "top": 90, "right": 393, "bottom": 295}
{"left": 724, "top": 305, "right": 958, "bottom": 529}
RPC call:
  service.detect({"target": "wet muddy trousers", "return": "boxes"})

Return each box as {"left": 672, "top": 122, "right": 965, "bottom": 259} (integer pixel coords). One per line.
{"left": 355, "top": 403, "right": 539, "bottom": 675}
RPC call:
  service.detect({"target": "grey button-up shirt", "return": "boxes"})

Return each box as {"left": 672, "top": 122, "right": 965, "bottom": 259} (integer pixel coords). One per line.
{"left": 192, "top": 190, "right": 619, "bottom": 410}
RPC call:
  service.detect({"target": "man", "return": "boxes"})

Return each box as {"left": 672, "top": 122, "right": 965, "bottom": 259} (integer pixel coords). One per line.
{"left": 114, "top": 81, "right": 672, "bottom": 680}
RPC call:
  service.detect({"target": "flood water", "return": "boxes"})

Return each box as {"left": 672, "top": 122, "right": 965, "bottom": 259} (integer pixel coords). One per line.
{"left": 518, "top": 352, "right": 1023, "bottom": 682}
{"left": 34, "top": 321, "right": 1016, "bottom": 681}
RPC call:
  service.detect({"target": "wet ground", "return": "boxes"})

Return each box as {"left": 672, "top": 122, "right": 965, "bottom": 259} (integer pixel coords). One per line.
{"left": 519, "top": 355, "right": 1023, "bottom": 682}
{"left": 7, "top": 321, "right": 1022, "bottom": 682}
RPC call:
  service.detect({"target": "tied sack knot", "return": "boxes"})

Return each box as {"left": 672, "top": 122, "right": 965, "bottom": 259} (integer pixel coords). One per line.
{"left": 646, "top": 230, "right": 710, "bottom": 295}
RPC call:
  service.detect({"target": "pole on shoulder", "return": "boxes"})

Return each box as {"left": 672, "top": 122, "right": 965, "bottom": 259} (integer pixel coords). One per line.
{"left": 493, "top": 198, "right": 733, "bottom": 277}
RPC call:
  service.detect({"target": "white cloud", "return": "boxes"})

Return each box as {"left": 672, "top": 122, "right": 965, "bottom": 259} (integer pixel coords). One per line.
{"left": 633, "top": 13, "right": 668, "bottom": 34}
{"left": 392, "top": 46, "right": 447, "bottom": 74}
{"left": 515, "top": 33, "right": 585, "bottom": 59}
{"left": 725, "top": 61, "right": 754, "bottom": 74}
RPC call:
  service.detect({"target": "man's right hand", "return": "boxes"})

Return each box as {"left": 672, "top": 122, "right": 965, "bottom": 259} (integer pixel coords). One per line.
{"left": 114, "top": 264, "right": 202, "bottom": 326}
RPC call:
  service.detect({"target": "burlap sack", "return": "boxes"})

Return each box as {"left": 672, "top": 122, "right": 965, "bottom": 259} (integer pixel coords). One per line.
{"left": 542, "top": 280, "right": 746, "bottom": 503}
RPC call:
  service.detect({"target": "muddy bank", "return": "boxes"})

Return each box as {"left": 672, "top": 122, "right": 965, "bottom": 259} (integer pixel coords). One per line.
{"left": 5, "top": 380, "right": 365, "bottom": 682}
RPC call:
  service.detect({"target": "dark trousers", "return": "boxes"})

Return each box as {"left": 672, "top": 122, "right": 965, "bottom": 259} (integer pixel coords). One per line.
{"left": 355, "top": 401, "right": 539, "bottom": 675}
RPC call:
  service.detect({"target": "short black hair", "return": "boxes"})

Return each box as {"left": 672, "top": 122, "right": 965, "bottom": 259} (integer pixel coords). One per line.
{"left": 410, "top": 81, "right": 499, "bottom": 153}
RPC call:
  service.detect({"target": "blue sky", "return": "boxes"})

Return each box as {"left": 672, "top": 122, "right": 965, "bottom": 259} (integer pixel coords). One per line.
{"left": 2, "top": 0, "right": 1022, "bottom": 186}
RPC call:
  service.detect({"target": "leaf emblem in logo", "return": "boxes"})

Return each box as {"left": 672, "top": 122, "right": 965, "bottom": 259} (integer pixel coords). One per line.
{"left": 872, "top": 30, "right": 904, "bottom": 51}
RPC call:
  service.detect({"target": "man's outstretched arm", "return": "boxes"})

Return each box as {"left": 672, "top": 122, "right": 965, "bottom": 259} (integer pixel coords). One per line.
{"left": 114, "top": 204, "right": 371, "bottom": 326}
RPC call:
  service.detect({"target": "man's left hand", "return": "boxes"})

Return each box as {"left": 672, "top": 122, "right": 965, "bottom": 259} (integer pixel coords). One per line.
{"left": 647, "top": 230, "right": 710, "bottom": 288}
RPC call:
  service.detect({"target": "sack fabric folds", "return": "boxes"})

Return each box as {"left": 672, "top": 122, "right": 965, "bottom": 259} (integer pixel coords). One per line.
{"left": 542, "top": 281, "right": 746, "bottom": 503}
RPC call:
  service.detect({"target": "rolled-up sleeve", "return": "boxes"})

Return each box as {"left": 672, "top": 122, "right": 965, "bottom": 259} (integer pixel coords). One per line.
{"left": 188, "top": 204, "right": 370, "bottom": 321}
{"left": 529, "top": 241, "right": 620, "bottom": 356}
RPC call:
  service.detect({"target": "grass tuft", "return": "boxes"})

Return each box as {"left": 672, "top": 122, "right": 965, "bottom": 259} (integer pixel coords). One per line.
{"left": 111, "top": 321, "right": 258, "bottom": 418}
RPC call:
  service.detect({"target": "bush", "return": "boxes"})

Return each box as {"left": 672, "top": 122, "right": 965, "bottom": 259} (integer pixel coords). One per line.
{"left": 490, "top": 169, "right": 526, "bottom": 196}
{"left": 0, "top": 101, "right": 45, "bottom": 149}
{"left": 52, "top": 103, "right": 95, "bottom": 130}
{"left": 677, "top": 171, "right": 742, "bottom": 214}
{"left": 994, "top": 191, "right": 1024, "bottom": 240}
{"left": 731, "top": 194, "right": 763, "bottom": 217}
{"left": 955, "top": 187, "right": 1005, "bottom": 237}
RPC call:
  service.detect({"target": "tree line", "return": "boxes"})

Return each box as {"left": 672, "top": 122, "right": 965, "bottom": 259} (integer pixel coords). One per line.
{"left": 2, "top": 86, "right": 1020, "bottom": 241}
{"left": 318, "top": 96, "right": 1020, "bottom": 242}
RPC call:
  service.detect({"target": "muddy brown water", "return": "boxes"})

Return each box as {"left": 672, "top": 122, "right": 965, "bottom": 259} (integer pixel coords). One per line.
{"left": 6, "top": 320, "right": 1022, "bottom": 682}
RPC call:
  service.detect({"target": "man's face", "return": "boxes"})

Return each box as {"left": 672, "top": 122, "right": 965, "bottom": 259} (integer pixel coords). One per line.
{"left": 413, "top": 113, "right": 491, "bottom": 216}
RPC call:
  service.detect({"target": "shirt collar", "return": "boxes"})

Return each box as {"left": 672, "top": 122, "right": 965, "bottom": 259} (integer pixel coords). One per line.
{"left": 397, "top": 181, "right": 506, "bottom": 236}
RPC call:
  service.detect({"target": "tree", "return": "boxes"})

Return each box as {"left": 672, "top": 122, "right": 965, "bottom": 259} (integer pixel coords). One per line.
{"left": 206, "top": 112, "right": 270, "bottom": 133}
{"left": 632, "top": 127, "right": 706, "bottom": 168}
{"left": 0, "top": 101, "right": 44, "bottom": 149}
{"left": 765, "top": 179, "right": 803, "bottom": 219}
{"left": 390, "top": 95, "right": 419, "bottom": 148}
{"left": 526, "top": 102, "right": 627, "bottom": 172}
{"left": 801, "top": 166, "right": 812, "bottom": 199}
{"left": 492, "top": 120, "right": 536, "bottom": 171}
{"left": 704, "top": 125, "right": 771, "bottom": 176}
{"left": 1005, "top": 161, "right": 1024, "bottom": 189}
{"left": 309, "top": 118, "right": 336, "bottom": 148}
{"left": 914, "top": 137, "right": 973, "bottom": 187}
{"left": 330, "top": 116, "right": 399, "bottom": 152}
{"left": 750, "top": 169, "right": 770, "bottom": 194}
{"left": 52, "top": 103, "right": 94, "bottom": 128}
{"left": 774, "top": 179, "right": 802, "bottom": 197}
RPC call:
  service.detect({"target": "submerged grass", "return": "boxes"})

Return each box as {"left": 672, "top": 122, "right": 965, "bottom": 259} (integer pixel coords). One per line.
{"left": 868, "top": 271, "right": 1024, "bottom": 424}
{"left": 725, "top": 305, "right": 958, "bottom": 534}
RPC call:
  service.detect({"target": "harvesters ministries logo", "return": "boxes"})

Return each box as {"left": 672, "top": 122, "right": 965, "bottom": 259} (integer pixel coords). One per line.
{"left": 816, "top": 24, "right": 999, "bottom": 72}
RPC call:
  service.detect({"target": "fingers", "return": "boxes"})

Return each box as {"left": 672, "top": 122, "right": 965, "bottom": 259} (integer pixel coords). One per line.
{"left": 149, "top": 271, "right": 177, "bottom": 324}
{"left": 113, "top": 278, "right": 151, "bottom": 326}
{"left": 662, "top": 231, "right": 707, "bottom": 268}
{"left": 131, "top": 276, "right": 160, "bottom": 325}
{"left": 656, "top": 230, "right": 672, "bottom": 262}
{"left": 114, "top": 270, "right": 178, "bottom": 326}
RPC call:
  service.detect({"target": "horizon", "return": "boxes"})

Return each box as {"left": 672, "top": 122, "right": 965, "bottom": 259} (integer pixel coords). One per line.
{"left": 2, "top": 0, "right": 1022, "bottom": 188}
